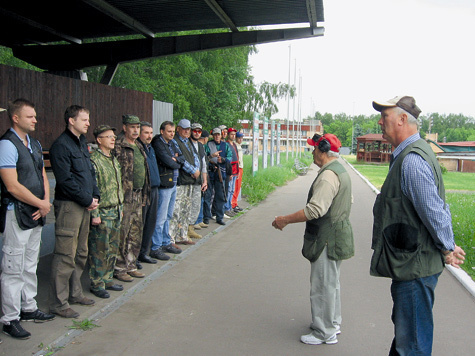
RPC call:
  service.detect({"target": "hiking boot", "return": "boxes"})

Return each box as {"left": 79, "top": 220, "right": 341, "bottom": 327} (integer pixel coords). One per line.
{"left": 161, "top": 244, "right": 182, "bottom": 254}
{"left": 150, "top": 249, "right": 171, "bottom": 261}
{"left": 69, "top": 297, "right": 95, "bottom": 306}
{"left": 20, "top": 309, "right": 55, "bottom": 323}
{"left": 128, "top": 270, "right": 145, "bottom": 278}
{"left": 188, "top": 225, "right": 202, "bottom": 239}
{"left": 3, "top": 320, "right": 31, "bottom": 339}
{"left": 115, "top": 273, "right": 134, "bottom": 282}
{"left": 52, "top": 308, "right": 80, "bottom": 318}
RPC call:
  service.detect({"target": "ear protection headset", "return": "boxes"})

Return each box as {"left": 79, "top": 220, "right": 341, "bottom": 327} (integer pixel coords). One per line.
{"left": 311, "top": 134, "right": 331, "bottom": 153}
{"left": 318, "top": 137, "right": 331, "bottom": 153}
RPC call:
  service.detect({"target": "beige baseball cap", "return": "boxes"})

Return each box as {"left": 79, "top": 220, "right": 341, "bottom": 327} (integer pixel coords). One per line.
{"left": 372, "top": 96, "right": 421, "bottom": 119}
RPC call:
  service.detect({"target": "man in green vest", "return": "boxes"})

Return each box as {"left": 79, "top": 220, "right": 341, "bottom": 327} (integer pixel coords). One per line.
{"left": 370, "top": 96, "right": 466, "bottom": 356}
{"left": 272, "top": 133, "right": 354, "bottom": 346}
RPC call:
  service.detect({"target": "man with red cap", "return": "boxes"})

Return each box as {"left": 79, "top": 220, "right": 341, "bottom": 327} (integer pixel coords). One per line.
{"left": 272, "top": 133, "right": 354, "bottom": 346}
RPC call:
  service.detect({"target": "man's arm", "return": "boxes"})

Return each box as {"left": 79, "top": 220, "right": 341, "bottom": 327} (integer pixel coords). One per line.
{"left": 272, "top": 209, "right": 307, "bottom": 230}
{"left": 402, "top": 153, "right": 455, "bottom": 251}
{"left": 152, "top": 138, "right": 182, "bottom": 169}
{"left": 0, "top": 169, "right": 51, "bottom": 219}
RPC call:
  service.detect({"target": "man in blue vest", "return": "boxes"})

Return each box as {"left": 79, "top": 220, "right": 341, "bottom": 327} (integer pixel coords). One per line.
{"left": 273, "top": 133, "right": 354, "bottom": 345}
{"left": 0, "top": 99, "right": 55, "bottom": 340}
{"left": 370, "top": 96, "right": 466, "bottom": 356}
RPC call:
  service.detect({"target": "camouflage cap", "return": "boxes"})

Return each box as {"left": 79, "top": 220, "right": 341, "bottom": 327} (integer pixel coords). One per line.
{"left": 93, "top": 124, "right": 116, "bottom": 138}
{"left": 122, "top": 114, "right": 141, "bottom": 125}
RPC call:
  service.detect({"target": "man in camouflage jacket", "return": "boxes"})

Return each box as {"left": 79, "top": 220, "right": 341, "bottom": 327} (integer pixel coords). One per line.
{"left": 89, "top": 125, "right": 124, "bottom": 299}
{"left": 113, "top": 115, "right": 151, "bottom": 282}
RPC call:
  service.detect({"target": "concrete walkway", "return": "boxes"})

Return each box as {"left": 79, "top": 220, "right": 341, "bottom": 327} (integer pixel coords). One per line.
{"left": 1, "top": 159, "right": 474, "bottom": 355}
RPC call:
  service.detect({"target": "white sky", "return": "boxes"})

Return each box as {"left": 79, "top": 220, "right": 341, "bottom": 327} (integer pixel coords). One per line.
{"left": 248, "top": 0, "right": 475, "bottom": 119}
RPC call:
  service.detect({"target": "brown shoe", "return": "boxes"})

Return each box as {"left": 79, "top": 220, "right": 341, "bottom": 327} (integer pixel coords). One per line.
{"left": 199, "top": 222, "right": 209, "bottom": 228}
{"left": 177, "top": 238, "right": 196, "bottom": 245}
{"left": 115, "top": 273, "right": 134, "bottom": 282}
{"left": 53, "top": 308, "right": 80, "bottom": 318}
{"left": 128, "top": 270, "right": 145, "bottom": 278}
{"left": 69, "top": 297, "right": 95, "bottom": 306}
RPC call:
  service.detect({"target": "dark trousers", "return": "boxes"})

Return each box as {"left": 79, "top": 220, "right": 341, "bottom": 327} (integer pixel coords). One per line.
{"left": 204, "top": 177, "right": 226, "bottom": 222}
{"left": 140, "top": 186, "right": 159, "bottom": 257}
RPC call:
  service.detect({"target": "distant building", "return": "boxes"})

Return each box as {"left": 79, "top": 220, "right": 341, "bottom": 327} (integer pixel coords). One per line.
{"left": 238, "top": 119, "right": 322, "bottom": 154}
{"left": 356, "top": 133, "right": 392, "bottom": 163}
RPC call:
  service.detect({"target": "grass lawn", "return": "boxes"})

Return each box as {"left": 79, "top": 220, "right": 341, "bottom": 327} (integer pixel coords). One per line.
{"left": 343, "top": 155, "right": 475, "bottom": 280}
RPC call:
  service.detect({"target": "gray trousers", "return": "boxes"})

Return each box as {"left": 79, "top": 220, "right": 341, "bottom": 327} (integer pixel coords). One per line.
{"left": 309, "top": 246, "right": 342, "bottom": 339}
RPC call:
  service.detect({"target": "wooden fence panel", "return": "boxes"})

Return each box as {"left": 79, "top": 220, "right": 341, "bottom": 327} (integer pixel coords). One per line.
{"left": 0, "top": 64, "right": 153, "bottom": 149}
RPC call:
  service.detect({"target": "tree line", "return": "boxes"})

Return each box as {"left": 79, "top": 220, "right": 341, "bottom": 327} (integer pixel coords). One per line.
{"left": 304, "top": 111, "right": 475, "bottom": 149}
{"left": 1, "top": 31, "right": 294, "bottom": 131}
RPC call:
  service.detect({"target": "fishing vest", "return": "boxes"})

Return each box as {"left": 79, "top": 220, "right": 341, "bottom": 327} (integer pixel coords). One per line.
{"left": 0, "top": 130, "right": 45, "bottom": 231}
{"left": 302, "top": 160, "right": 354, "bottom": 262}
{"left": 370, "top": 139, "right": 445, "bottom": 281}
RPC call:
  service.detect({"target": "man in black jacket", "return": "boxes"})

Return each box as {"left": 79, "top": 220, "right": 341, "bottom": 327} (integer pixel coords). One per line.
{"left": 149, "top": 121, "right": 183, "bottom": 260}
{"left": 49, "top": 105, "right": 100, "bottom": 319}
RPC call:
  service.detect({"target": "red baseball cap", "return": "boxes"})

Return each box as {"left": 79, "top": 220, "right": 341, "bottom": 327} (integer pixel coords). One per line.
{"left": 307, "top": 133, "right": 341, "bottom": 153}
{"left": 228, "top": 127, "right": 237, "bottom": 133}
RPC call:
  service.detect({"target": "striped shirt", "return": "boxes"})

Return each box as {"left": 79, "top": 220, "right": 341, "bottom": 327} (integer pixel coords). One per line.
{"left": 390, "top": 133, "right": 455, "bottom": 251}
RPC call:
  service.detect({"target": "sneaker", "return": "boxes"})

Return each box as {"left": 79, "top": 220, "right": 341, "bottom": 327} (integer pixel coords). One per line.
{"left": 150, "top": 249, "right": 171, "bottom": 261}
{"left": 161, "top": 244, "right": 182, "bottom": 254}
{"left": 300, "top": 333, "right": 338, "bottom": 345}
{"left": 199, "top": 222, "right": 209, "bottom": 228}
{"left": 223, "top": 214, "right": 232, "bottom": 219}
{"left": 193, "top": 224, "right": 202, "bottom": 230}
{"left": 20, "top": 309, "right": 55, "bottom": 323}
{"left": 52, "top": 308, "right": 79, "bottom": 319}
{"left": 225, "top": 210, "right": 236, "bottom": 217}
{"left": 3, "top": 320, "right": 31, "bottom": 339}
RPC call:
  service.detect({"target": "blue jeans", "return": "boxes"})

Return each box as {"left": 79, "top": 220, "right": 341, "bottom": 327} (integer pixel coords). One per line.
{"left": 151, "top": 186, "right": 176, "bottom": 251}
{"left": 389, "top": 273, "right": 441, "bottom": 356}
{"left": 224, "top": 175, "right": 237, "bottom": 211}
{"left": 195, "top": 196, "right": 204, "bottom": 225}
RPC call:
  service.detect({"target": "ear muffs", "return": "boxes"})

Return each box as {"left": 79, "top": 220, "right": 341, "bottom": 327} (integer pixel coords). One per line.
{"left": 318, "top": 138, "right": 331, "bottom": 153}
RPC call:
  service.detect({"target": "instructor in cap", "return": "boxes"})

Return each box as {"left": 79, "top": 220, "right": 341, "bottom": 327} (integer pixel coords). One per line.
{"left": 370, "top": 96, "right": 465, "bottom": 356}
{"left": 272, "top": 133, "right": 354, "bottom": 345}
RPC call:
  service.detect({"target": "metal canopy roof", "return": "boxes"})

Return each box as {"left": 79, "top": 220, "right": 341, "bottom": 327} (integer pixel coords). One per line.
{"left": 0, "top": 0, "right": 324, "bottom": 83}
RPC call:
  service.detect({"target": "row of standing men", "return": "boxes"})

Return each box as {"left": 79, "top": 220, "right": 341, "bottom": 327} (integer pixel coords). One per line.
{"left": 0, "top": 99, "right": 244, "bottom": 341}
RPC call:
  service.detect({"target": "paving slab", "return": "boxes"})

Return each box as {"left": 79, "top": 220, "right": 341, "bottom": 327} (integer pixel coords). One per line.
{"left": 1, "top": 159, "right": 473, "bottom": 355}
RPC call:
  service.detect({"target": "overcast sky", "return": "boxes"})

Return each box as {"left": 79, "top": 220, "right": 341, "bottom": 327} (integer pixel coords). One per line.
{"left": 248, "top": 0, "right": 475, "bottom": 120}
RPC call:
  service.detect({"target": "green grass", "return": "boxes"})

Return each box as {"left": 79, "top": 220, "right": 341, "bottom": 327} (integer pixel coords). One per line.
{"left": 343, "top": 155, "right": 475, "bottom": 280}
{"left": 241, "top": 153, "right": 313, "bottom": 204}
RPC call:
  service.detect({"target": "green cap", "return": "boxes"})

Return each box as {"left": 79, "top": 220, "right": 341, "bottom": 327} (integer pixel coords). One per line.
{"left": 93, "top": 124, "right": 116, "bottom": 138}
{"left": 122, "top": 114, "right": 141, "bottom": 125}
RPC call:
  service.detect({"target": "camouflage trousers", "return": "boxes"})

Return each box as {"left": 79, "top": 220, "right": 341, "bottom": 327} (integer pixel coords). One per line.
{"left": 115, "top": 191, "right": 143, "bottom": 274}
{"left": 190, "top": 184, "right": 202, "bottom": 225}
{"left": 169, "top": 185, "right": 193, "bottom": 243}
{"left": 88, "top": 207, "right": 121, "bottom": 291}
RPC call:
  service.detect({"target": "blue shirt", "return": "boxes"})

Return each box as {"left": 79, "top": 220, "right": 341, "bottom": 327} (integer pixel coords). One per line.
{"left": 0, "top": 128, "right": 41, "bottom": 210}
{"left": 390, "top": 133, "right": 455, "bottom": 251}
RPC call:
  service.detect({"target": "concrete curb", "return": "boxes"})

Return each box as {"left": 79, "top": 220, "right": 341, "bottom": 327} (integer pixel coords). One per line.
{"left": 342, "top": 157, "right": 475, "bottom": 298}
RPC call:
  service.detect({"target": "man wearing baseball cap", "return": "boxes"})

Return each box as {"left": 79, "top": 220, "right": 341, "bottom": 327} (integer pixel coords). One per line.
{"left": 89, "top": 125, "right": 124, "bottom": 298}
{"left": 273, "top": 132, "right": 354, "bottom": 345}
{"left": 370, "top": 96, "right": 465, "bottom": 355}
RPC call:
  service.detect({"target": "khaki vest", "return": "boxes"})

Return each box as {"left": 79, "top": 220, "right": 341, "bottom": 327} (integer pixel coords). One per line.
{"left": 302, "top": 160, "right": 354, "bottom": 262}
